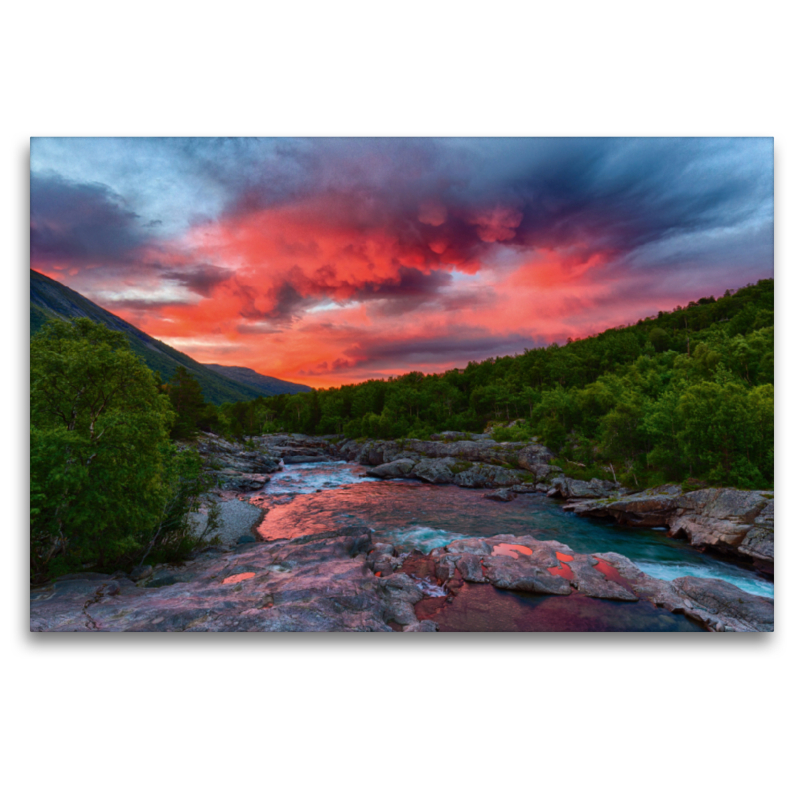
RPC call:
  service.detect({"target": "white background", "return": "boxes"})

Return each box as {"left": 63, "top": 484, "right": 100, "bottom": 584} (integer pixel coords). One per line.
{"left": 4, "top": 2, "right": 797, "bottom": 799}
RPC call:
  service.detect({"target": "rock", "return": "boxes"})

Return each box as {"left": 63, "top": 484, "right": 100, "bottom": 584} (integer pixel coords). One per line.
{"left": 565, "top": 557, "right": 638, "bottom": 601}
{"left": 423, "top": 536, "right": 773, "bottom": 632}
{"left": 671, "top": 576, "right": 774, "bottom": 632}
{"left": 453, "top": 463, "right": 526, "bottom": 489}
{"left": 30, "top": 527, "right": 421, "bottom": 632}
{"left": 517, "top": 443, "right": 556, "bottom": 470}
{"left": 30, "top": 524, "right": 774, "bottom": 632}
{"left": 404, "top": 620, "right": 439, "bottom": 631}
{"left": 411, "top": 457, "right": 459, "bottom": 484}
{"left": 484, "top": 488, "right": 516, "bottom": 502}
{"left": 568, "top": 485, "right": 774, "bottom": 569}
{"left": 549, "top": 476, "right": 618, "bottom": 499}
{"left": 455, "top": 553, "right": 486, "bottom": 583}
{"left": 378, "top": 573, "right": 425, "bottom": 625}
{"left": 365, "top": 458, "right": 417, "bottom": 479}
{"left": 236, "top": 534, "right": 257, "bottom": 544}
{"left": 282, "top": 455, "right": 331, "bottom": 464}
{"left": 129, "top": 565, "right": 154, "bottom": 582}
{"left": 51, "top": 572, "right": 115, "bottom": 583}
{"left": 215, "top": 472, "right": 270, "bottom": 492}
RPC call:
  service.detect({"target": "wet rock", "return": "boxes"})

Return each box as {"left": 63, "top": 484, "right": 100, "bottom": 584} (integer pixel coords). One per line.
{"left": 404, "top": 620, "right": 439, "bottom": 631}
{"left": 586, "top": 552, "right": 773, "bottom": 632}
{"left": 31, "top": 527, "right": 417, "bottom": 632}
{"left": 215, "top": 472, "right": 271, "bottom": 492}
{"left": 378, "top": 573, "right": 425, "bottom": 625}
{"left": 484, "top": 488, "right": 516, "bottom": 502}
{"left": 412, "top": 457, "right": 459, "bottom": 484}
{"left": 419, "top": 535, "right": 772, "bottom": 631}
{"left": 671, "top": 576, "right": 774, "bottom": 633}
{"left": 568, "top": 485, "right": 774, "bottom": 569}
{"left": 237, "top": 534, "right": 257, "bottom": 544}
{"left": 565, "top": 557, "right": 638, "bottom": 601}
{"left": 455, "top": 553, "right": 486, "bottom": 583}
{"left": 366, "top": 458, "right": 417, "bottom": 479}
{"left": 282, "top": 455, "right": 331, "bottom": 464}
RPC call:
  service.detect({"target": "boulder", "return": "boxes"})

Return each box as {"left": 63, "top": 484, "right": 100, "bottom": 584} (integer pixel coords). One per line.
{"left": 484, "top": 488, "right": 516, "bottom": 502}
{"left": 517, "top": 443, "right": 556, "bottom": 470}
{"left": 567, "top": 486, "right": 774, "bottom": 570}
{"left": 548, "top": 476, "right": 618, "bottom": 499}
{"left": 453, "top": 463, "right": 526, "bottom": 489}
{"left": 411, "top": 457, "right": 459, "bottom": 484}
{"left": 671, "top": 576, "right": 774, "bottom": 633}
{"left": 365, "top": 458, "right": 417, "bottom": 479}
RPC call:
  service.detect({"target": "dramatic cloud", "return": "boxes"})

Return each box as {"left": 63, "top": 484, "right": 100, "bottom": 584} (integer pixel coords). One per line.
{"left": 30, "top": 137, "right": 773, "bottom": 387}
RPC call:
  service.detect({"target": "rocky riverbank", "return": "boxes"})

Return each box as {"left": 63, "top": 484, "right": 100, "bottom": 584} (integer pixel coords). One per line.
{"left": 29, "top": 525, "right": 773, "bottom": 632}
{"left": 195, "top": 430, "right": 774, "bottom": 575}
{"left": 564, "top": 486, "right": 775, "bottom": 575}
{"left": 30, "top": 432, "right": 773, "bottom": 632}
{"left": 330, "top": 433, "right": 774, "bottom": 574}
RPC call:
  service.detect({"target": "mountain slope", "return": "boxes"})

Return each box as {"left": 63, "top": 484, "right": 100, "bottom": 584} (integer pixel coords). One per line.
{"left": 30, "top": 270, "right": 311, "bottom": 404}
{"left": 204, "top": 364, "right": 311, "bottom": 396}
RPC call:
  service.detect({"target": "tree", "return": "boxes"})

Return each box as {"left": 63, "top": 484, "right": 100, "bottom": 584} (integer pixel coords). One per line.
{"left": 166, "top": 366, "right": 207, "bottom": 439}
{"left": 30, "top": 318, "right": 177, "bottom": 579}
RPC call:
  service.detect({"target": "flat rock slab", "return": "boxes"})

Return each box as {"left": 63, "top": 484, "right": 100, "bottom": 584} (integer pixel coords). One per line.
{"left": 30, "top": 527, "right": 428, "bottom": 632}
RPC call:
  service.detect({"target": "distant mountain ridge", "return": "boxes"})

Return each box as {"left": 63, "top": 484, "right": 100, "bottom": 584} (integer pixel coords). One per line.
{"left": 30, "top": 270, "right": 312, "bottom": 404}
{"left": 203, "top": 364, "right": 311, "bottom": 397}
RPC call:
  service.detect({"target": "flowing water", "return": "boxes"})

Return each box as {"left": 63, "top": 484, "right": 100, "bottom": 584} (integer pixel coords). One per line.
{"left": 251, "top": 461, "right": 774, "bottom": 600}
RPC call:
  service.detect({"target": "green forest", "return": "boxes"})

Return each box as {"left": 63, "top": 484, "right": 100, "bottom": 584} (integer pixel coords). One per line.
{"left": 30, "top": 279, "right": 774, "bottom": 580}
{"left": 211, "top": 279, "right": 774, "bottom": 490}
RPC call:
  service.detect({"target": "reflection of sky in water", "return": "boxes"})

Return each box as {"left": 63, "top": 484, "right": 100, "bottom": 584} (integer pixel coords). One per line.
{"left": 253, "top": 463, "right": 773, "bottom": 599}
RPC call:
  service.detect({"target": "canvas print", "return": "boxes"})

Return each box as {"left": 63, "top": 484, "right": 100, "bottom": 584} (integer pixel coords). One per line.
{"left": 29, "top": 137, "right": 774, "bottom": 632}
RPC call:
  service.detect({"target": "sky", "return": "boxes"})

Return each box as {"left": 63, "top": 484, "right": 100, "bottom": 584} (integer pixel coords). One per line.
{"left": 30, "top": 137, "right": 773, "bottom": 388}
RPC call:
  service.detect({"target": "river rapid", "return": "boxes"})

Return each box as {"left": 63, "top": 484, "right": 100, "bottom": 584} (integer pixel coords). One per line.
{"left": 248, "top": 460, "right": 774, "bottom": 600}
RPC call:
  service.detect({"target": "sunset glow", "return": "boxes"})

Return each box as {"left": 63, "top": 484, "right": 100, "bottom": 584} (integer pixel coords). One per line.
{"left": 30, "top": 138, "right": 773, "bottom": 388}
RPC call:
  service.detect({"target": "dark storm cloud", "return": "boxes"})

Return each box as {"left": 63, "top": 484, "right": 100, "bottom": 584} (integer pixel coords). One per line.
{"left": 338, "top": 329, "right": 542, "bottom": 370}
{"left": 30, "top": 172, "right": 151, "bottom": 265}
{"left": 236, "top": 265, "right": 454, "bottom": 323}
{"left": 31, "top": 137, "right": 773, "bottom": 283}
{"left": 353, "top": 265, "right": 452, "bottom": 300}
{"left": 161, "top": 137, "right": 772, "bottom": 266}
{"left": 162, "top": 264, "right": 233, "bottom": 297}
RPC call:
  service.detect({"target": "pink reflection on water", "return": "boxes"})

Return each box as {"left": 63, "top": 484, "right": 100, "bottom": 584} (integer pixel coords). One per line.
{"left": 491, "top": 543, "right": 533, "bottom": 559}
{"left": 548, "top": 563, "right": 574, "bottom": 579}
{"left": 593, "top": 558, "right": 634, "bottom": 592}
{"left": 548, "top": 550, "right": 575, "bottom": 579}
{"left": 222, "top": 572, "right": 256, "bottom": 585}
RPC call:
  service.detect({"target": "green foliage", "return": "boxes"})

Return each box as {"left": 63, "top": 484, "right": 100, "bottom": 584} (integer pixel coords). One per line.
{"left": 30, "top": 318, "right": 218, "bottom": 582}
{"left": 166, "top": 366, "right": 219, "bottom": 439}
{"left": 207, "top": 279, "right": 774, "bottom": 490}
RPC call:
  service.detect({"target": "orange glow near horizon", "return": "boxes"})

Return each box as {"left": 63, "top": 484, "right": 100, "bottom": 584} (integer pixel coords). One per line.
{"left": 33, "top": 197, "right": 761, "bottom": 390}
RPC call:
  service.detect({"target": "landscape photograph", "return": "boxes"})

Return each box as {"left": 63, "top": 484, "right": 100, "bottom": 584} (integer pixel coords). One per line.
{"left": 29, "top": 136, "right": 774, "bottom": 632}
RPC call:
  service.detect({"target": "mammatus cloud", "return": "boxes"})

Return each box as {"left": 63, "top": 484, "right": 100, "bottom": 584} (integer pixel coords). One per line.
{"left": 30, "top": 137, "right": 773, "bottom": 387}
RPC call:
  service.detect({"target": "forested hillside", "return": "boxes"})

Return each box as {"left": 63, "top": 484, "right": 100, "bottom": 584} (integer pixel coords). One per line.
{"left": 30, "top": 270, "right": 310, "bottom": 404}
{"left": 217, "top": 279, "right": 774, "bottom": 490}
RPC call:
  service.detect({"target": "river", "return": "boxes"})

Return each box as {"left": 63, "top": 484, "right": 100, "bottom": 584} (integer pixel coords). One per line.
{"left": 249, "top": 460, "right": 774, "bottom": 600}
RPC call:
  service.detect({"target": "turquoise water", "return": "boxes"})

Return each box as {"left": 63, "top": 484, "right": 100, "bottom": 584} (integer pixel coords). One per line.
{"left": 254, "top": 462, "right": 774, "bottom": 599}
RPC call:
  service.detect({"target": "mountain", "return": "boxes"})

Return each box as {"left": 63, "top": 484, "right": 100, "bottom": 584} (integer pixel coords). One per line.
{"left": 204, "top": 364, "right": 311, "bottom": 397}
{"left": 30, "top": 270, "right": 312, "bottom": 404}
